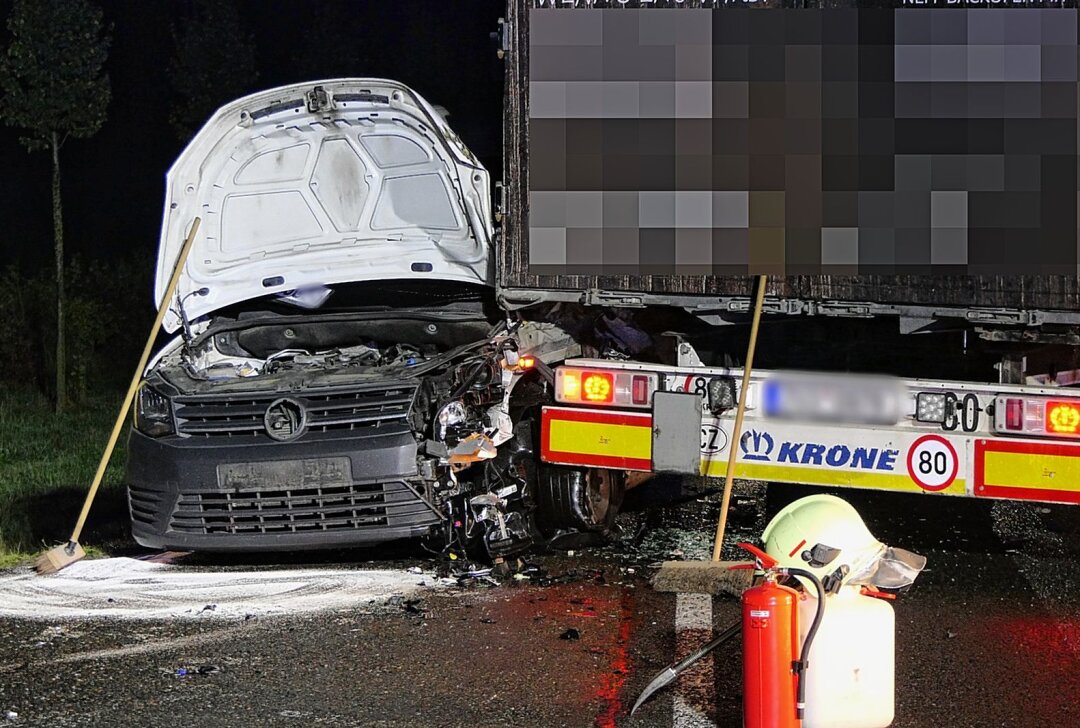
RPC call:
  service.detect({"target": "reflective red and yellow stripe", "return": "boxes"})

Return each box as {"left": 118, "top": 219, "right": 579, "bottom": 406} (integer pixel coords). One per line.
{"left": 541, "top": 407, "right": 652, "bottom": 471}
{"left": 975, "top": 439, "right": 1080, "bottom": 504}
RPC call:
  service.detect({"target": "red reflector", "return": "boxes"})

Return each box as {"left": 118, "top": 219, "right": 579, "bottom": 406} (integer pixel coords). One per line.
{"left": 583, "top": 373, "right": 614, "bottom": 403}
{"left": 631, "top": 375, "right": 649, "bottom": 405}
{"left": 1004, "top": 398, "right": 1023, "bottom": 430}
{"left": 1046, "top": 401, "right": 1080, "bottom": 434}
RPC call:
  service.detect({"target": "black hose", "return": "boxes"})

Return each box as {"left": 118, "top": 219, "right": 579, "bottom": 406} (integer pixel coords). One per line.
{"left": 783, "top": 567, "right": 826, "bottom": 720}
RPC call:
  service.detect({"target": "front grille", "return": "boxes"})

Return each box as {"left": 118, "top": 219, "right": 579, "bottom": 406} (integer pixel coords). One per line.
{"left": 128, "top": 486, "right": 163, "bottom": 526}
{"left": 168, "top": 481, "right": 438, "bottom": 535}
{"left": 173, "top": 382, "right": 417, "bottom": 440}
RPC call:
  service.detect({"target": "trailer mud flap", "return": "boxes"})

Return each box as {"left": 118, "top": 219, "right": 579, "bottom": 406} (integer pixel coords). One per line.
{"left": 541, "top": 407, "right": 652, "bottom": 472}
{"left": 975, "top": 439, "right": 1080, "bottom": 504}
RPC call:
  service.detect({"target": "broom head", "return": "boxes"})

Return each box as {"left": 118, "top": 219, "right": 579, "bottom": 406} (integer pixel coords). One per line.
{"left": 33, "top": 541, "right": 86, "bottom": 575}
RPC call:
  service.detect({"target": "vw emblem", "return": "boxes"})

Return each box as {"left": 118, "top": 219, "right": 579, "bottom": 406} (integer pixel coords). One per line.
{"left": 264, "top": 398, "right": 306, "bottom": 442}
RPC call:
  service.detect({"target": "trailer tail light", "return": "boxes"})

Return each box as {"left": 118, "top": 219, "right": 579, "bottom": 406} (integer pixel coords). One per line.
{"left": 583, "top": 372, "right": 613, "bottom": 403}
{"left": 561, "top": 370, "right": 581, "bottom": 400}
{"left": 994, "top": 394, "right": 1080, "bottom": 439}
{"left": 555, "top": 367, "right": 659, "bottom": 409}
{"left": 1046, "top": 401, "right": 1080, "bottom": 434}
{"left": 1004, "top": 398, "right": 1023, "bottom": 431}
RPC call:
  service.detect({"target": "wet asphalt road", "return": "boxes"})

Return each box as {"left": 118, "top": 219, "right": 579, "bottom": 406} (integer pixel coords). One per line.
{"left": 0, "top": 480, "right": 1077, "bottom": 728}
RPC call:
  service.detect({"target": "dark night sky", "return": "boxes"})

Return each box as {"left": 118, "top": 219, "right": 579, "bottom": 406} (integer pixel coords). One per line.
{"left": 0, "top": 0, "right": 505, "bottom": 271}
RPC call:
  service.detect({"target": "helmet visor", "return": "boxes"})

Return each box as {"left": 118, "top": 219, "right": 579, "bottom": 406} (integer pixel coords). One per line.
{"left": 846, "top": 547, "right": 927, "bottom": 589}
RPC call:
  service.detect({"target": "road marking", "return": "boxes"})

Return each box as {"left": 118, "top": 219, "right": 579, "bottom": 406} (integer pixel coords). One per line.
{"left": 671, "top": 530, "right": 717, "bottom": 727}
{"left": 674, "top": 591, "right": 717, "bottom": 727}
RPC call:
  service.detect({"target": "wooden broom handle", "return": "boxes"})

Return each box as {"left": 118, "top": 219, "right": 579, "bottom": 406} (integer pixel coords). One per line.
{"left": 69, "top": 217, "right": 202, "bottom": 544}
{"left": 711, "top": 274, "right": 767, "bottom": 562}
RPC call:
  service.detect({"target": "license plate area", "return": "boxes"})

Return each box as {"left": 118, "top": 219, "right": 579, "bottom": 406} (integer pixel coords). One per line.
{"left": 216, "top": 457, "right": 352, "bottom": 491}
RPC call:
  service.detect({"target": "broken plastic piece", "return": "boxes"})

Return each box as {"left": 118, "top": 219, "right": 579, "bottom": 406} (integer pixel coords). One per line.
{"left": 174, "top": 665, "right": 219, "bottom": 677}
{"left": 448, "top": 433, "right": 497, "bottom": 464}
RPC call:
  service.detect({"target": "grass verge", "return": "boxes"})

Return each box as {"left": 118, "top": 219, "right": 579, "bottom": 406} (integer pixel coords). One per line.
{"left": 0, "top": 387, "right": 131, "bottom": 564}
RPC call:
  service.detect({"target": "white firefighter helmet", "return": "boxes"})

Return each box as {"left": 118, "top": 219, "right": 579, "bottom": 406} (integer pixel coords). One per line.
{"left": 761, "top": 494, "right": 886, "bottom": 590}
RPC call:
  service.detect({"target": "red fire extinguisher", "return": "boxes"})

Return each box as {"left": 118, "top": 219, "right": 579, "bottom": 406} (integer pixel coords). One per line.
{"left": 738, "top": 542, "right": 827, "bottom": 728}
{"left": 740, "top": 542, "right": 801, "bottom": 728}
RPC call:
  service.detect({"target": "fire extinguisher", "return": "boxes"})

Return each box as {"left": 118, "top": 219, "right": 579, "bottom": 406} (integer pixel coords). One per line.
{"left": 738, "top": 542, "right": 827, "bottom": 728}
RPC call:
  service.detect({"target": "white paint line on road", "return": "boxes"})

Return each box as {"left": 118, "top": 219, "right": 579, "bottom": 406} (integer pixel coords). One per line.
{"left": 673, "top": 526, "right": 718, "bottom": 728}
{"left": 0, "top": 557, "right": 429, "bottom": 621}
{"left": 674, "top": 591, "right": 717, "bottom": 728}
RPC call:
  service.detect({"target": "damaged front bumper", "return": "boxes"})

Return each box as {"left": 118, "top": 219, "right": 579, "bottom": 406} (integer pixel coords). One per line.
{"left": 126, "top": 424, "right": 442, "bottom": 552}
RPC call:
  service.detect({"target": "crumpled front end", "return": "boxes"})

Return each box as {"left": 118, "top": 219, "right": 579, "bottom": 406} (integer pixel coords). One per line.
{"left": 126, "top": 299, "right": 571, "bottom": 554}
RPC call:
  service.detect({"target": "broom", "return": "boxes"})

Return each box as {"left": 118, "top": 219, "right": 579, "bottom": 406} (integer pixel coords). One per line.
{"left": 34, "top": 217, "right": 202, "bottom": 574}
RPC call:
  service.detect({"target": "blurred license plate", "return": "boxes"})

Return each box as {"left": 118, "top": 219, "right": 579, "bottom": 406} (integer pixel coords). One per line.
{"left": 762, "top": 374, "right": 903, "bottom": 426}
{"left": 217, "top": 457, "right": 351, "bottom": 490}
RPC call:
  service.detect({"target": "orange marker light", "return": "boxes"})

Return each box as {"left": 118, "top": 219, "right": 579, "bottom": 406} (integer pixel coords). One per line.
{"left": 583, "top": 372, "right": 614, "bottom": 402}
{"left": 562, "top": 370, "right": 581, "bottom": 400}
{"left": 503, "top": 354, "right": 537, "bottom": 372}
{"left": 1046, "top": 401, "right": 1080, "bottom": 434}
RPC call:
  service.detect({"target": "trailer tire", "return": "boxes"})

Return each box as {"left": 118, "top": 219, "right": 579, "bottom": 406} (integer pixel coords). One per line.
{"left": 537, "top": 466, "right": 625, "bottom": 534}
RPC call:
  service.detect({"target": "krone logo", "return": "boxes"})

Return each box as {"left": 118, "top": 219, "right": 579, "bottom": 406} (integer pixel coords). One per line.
{"left": 740, "top": 430, "right": 774, "bottom": 461}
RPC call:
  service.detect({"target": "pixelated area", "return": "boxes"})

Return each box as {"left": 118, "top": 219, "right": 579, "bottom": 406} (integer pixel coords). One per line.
{"left": 527, "top": 3, "right": 1080, "bottom": 276}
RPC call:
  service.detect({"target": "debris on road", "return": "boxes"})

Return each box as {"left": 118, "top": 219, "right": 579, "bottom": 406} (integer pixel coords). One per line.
{"left": 559, "top": 628, "right": 580, "bottom": 641}
{"left": 174, "top": 665, "right": 220, "bottom": 678}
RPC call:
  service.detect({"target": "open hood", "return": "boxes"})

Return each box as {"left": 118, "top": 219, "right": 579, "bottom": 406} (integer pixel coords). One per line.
{"left": 156, "top": 79, "right": 493, "bottom": 333}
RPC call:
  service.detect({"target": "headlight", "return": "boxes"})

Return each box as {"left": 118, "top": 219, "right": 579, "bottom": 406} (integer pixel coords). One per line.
{"left": 434, "top": 401, "right": 468, "bottom": 442}
{"left": 133, "top": 383, "right": 174, "bottom": 437}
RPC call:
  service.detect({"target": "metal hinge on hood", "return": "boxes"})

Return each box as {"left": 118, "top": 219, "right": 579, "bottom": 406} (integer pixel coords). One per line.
{"left": 306, "top": 86, "right": 333, "bottom": 113}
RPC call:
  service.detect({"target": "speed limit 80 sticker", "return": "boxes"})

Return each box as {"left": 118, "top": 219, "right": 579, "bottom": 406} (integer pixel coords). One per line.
{"left": 906, "top": 434, "right": 959, "bottom": 492}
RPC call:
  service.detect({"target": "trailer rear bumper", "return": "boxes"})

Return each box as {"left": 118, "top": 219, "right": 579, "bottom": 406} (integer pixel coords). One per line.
{"left": 540, "top": 359, "right": 1080, "bottom": 507}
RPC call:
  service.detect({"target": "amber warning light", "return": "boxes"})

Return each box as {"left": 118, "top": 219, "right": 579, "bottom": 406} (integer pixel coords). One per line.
{"left": 583, "top": 372, "right": 613, "bottom": 402}
{"left": 555, "top": 366, "right": 659, "bottom": 409}
{"left": 1046, "top": 401, "right": 1080, "bottom": 434}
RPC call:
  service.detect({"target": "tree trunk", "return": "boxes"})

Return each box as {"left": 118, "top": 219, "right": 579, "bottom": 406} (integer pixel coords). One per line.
{"left": 52, "top": 131, "right": 67, "bottom": 413}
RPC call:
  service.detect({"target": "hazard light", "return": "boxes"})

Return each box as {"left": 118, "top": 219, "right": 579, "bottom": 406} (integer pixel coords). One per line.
{"left": 1047, "top": 401, "right": 1080, "bottom": 434}
{"left": 555, "top": 367, "right": 658, "bottom": 409}
{"left": 583, "top": 372, "right": 613, "bottom": 402}
{"left": 993, "top": 394, "right": 1080, "bottom": 439}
